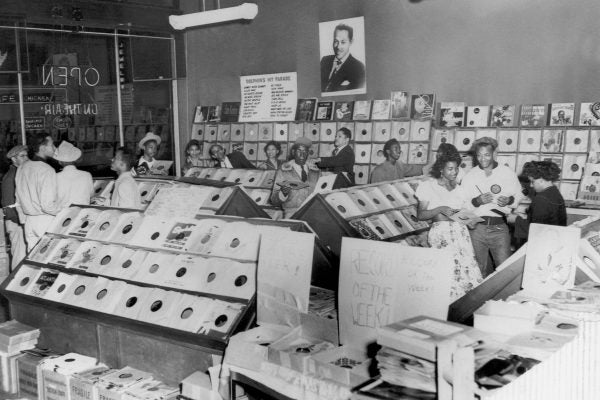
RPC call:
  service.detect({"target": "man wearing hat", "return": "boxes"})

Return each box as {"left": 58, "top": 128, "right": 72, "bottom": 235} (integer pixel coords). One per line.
{"left": 134, "top": 132, "right": 167, "bottom": 176}
{"left": 15, "top": 132, "right": 60, "bottom": 248}
{"left": 208, "top": 144, "right": 255, "bottom": 169}
{"left": 314, "top": 127, "right": 356, "bottom": 184}
{"left": 1, "top": 145, "right": 28, "bottom": 268}
{"left": 55, "top": 141, "right": 93, "bottom": 210}
{"left": 270, "top": 137, "right": 321, "bottom": 218}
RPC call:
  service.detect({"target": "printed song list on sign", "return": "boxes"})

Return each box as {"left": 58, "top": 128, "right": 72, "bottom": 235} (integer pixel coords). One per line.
{"left": 239, "top": 72, "right": 297, "bottom": 122}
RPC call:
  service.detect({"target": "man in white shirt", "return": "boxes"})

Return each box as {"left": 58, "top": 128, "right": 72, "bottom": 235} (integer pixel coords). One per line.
{"left": 55, "top": 141, "right": 93, "bottom": 210}
{"left": 111, "top": 147, "right": 142, "bottom": 209}
{"left": 461, "top": 137, "right": 523, "bottom": 277}
{"left": 15, "top": 133, "right": 60, "bottom": 249}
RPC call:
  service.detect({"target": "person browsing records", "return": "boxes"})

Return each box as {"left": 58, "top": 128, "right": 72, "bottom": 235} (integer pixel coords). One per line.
{"left": 314, "top": 127, "right": 355, "bottom": 184}
{"left": 270, "top": 137, "right": 321, "bottom": 219}
{"left": 370, "top": 139, "right": 423, "bottom": 183}
{"left": 208, "top": 144, "right": 255, "bottom": 169}
{"left": 415, "top": 151, "right": 482, "bottom": 300}
{"left": 134, "top": 132, "right": 169, "bottom": 176}
{"left": 320, "top": 23, "right": 366, "bottom": 93}
{"left": 461, "top": 137, "right": 523, "bottom": 277}
{"left": 111, "top": 147, "right": 142, "bottom": 209}
{"left": 55, "top": 141, "right": 93, "bottom": 210}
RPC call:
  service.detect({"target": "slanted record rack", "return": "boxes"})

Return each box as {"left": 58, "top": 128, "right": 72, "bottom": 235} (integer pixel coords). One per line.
{"left": 291, "top": 176, "right": 431, "bottom": 262}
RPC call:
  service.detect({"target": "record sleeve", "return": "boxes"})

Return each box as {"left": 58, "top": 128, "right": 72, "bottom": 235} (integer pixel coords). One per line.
{"left": 201, "top": 300, "right": 244, "bottom": 336}
{"left": 161, "top": 219, "right": 200, "bottom": 251}
{"left": 564, "top": 129, "right": 589, "bottom": 153}
{"left": 108, "top": 212, "right": 145, "bottom": 244}
{"left": 244, "top": 123, "right": 259, "bottom": 142}
{"left": 130, "top": 217, "right": 172, "bottom": 249}
{"left": 5, "top": 265, "right": 42, "bottom": 294}
{"left": 67, "top": 241, "right": 103, "bottom": 271}
{"left": 578, "top": 102, "right": 600, "bottom": 126}
{"left": 369, "top": 143, "right": 385, "bottom": 165}
{"left": 217, "top": 123, "right": 231, "bottom": 142}
{"left": 47, "top": 238, "right": 82, "bottom": 267}
{"left": 561, "top": 154, "right": 586, "bottom": 180}
{"left": 67, "top": 208, "right": 102, "bottom": 238}
{"left": 28, "top": 236, "right": 62, "bottom": 263}
{"left": 48, "top": 207, "right": 83, "bottom": 235}
{"left": 541, "top": 129, "right": 565, "bottom": 153}
{"left": 305, "top": 122, "right": 320, "bottom": 143}
{"left": 193, "top": 106, "right": 205, "bottom": 123}
{"left": 287, "top": 122, "right": 304, "bottom": 142}
{"left": 431, "top": 129, "right": 455, "bottom": 151}
{"left": 86, "top": 244, "right": 124, "bottom": 276}
{"left": 333, "top": 102, "right": 354, "bottom": 121}
{"left": 208, "top": 221, "right": 261, "bottom": 261}
{"left": 408, "top": 143, "right": 429, "bottom": 164}
{"left": 355, "top": 165, "right": 370, "bottom": 185}
{"left": 352, "top": 100, "right": 372, "bottom": 120}
{"left": 325, "top": 192, "right": 364, "bottom": 218}
{"left": 373, "top": 121, "right": 391, "bottom": 142}
{"left": 520, "top": 104, "right": 546, "bottom": 127}
{"left": 400, "top": 206, "right": 428, "bottom": 230}
{"left": 559, "top": 181, "right": 579, "bottom": 201}
{"left": 136, "top": 289, "right": 184, "bottom": 327}
{"left": 354, "top": 144, "right": 372, "bottom": 164}
{"left": 490, "top": 105, "right": 516, "bottom": 127}
{"left": 355, "top": 122, "right": 373, "bottom": 142}
{"left": 371, "top": 99, "right": 391, "bottom": 120}
{"left": 43, "top": 272, "right": 77, "bottom": 303}
{"left": 497, "top": 129, "right": 518, "bottom": 152}
{"left": 410, "top": 93, "right": 435, "bottom": 121}
{"left": 390, "top": 91, "right": 410, "bottom": 119}
{"left": 86, "top": 209, "right": 123, "bottom": 240}
{"left": 549, "top": 103, "right": 575, "bottom": 126}
{"left": 409, "top": 120, "right": 431, "bottom": 142}
{"left": 438, "top": 102, "right": 465, "bottom": 127}
{"left": 466, "top": 106, "right": 490, "bottom": 127}
{"left": 186, "top": 218, "right": 227, "bottom": 255}
{"left": 319, "top": 121, "right": 337, "bottom": 142}
{"left": 391, "top": 121, "right": 410, "bottom": 141}
{"left": 315, "top": 101, "right": 334, "bottom": 121}
{"left": 26, "top": 269, "right": 59, "bottom": 298}
{"left": 496, "top": 154, "right": 517, "bottom": 172}
{"left": 168, "top": 294, "right": 214, "bottom": 333}
{"left": 518, "top": 129, "right": 542, "bottom": 152}
{"left": 347, "top": 190, "right": 379, "bottom": 214}
{"left": 295, "top": 98, "right": 317, "bottom": 121}
{"left": 454, "top": 130, "right": 476, "bottom": 152}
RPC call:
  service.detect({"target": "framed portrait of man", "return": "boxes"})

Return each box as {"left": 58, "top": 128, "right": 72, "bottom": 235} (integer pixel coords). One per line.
{"left": 319, "top": 16, "right": 367, "bottom": 97}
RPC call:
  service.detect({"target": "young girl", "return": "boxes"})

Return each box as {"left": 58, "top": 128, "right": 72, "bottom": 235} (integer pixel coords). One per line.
{"left": 182, "top": 139, "right": 207, "bottom": 175}
{"left": 508, "top": 161, "right": 566, "bottom": 245}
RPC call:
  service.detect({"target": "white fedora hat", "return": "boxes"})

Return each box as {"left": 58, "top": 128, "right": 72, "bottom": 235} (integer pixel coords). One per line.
{"left": 54, "top": 141, "right": 82, "bottom": 162}
{"left": 138, "top": 132, "right": 162, "bottom": 149}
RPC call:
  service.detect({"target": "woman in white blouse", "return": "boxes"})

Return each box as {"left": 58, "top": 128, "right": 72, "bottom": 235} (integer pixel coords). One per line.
{"left": 415, "top": 152, "right": 482, "bottom": 300}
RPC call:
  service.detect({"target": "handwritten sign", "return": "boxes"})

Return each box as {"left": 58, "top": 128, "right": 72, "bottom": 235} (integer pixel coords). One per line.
{"left": 24, "top": 117, "right": 45, "bottom": 130}
{"left": 239, "top": 72, "right": 297, "bottom": 122}
{"left": 523, "top": 224, "right": 580, "bottom": 297}
{"left": 339, "top": 237, "right": 453, "bottom": 349}
{"left": 257, "top": 229, "right": 314, "bottom": 325}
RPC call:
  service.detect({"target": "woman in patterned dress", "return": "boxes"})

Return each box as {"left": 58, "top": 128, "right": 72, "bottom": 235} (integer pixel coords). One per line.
{"left": 415, "top": 152, "right": 483, "bottom": 300}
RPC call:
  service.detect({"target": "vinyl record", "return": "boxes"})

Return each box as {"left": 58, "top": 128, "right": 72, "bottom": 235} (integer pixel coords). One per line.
{"left": 373, "top": 121, "right": 391, "bottom": 142}
{"left": 376, "top": 184, "right": 411, "bottom": 208}
{"left": 564, "top": 129, "right": 589, "bottom": 153}
{"left": 383, "top": 210, "right": 414, "bottom": 234}
{"left": 42, "top": 272, "right": 78, "bottom": 303}
{"left": 200, "top": 186, "right": 236, "bottom": 211}
{"left": 324, "top": 192, "right": 364, "bottom": 218}
{"left": 86, "top": 209, "right": 123, "bottom": 240}
{"left": 431, "top": 128, "right": 455, "bottom": 151}
{"left": 392, "top": 182, "right": 418, "bottom": 205}
{"left": 409, "top": 120, "right": 431, "bottom": 142}
{"left": 186, "top": 218, "right": 227, "bottom": 255}
{"left": 67, "top": 208, "right": 102, "bottom": 238}
{"left": 135, "top": 288, "right": 184, "bottom": 327}
{"left": 209, "top": 221, "right": 261, "bottom": 261}
{"left": 48, "top": 207, "right": 83, "bottom": 235}
{"left": 400, "top": 206, "right": 428, "bottom": 230}
{"left": 347, "top": 190, "right": 379, "bottom": 214}
{"left": 112, "top": 284, "right": 153, "bottom": 320}
{"left": 28, "top": 236, "right": 62, "bottom": 263}
{"left": 67, "top": 240, "right": 103, "bottom": 271}
{"left": 497, "top": 129, "right": 518, "bottom": 152}
{"left": 391, "top": 121, "right": 410, "bottom": 141}
{"left": 159, "top": 219, "right": 201, "bottom": 251}
{"left": 454, "top": 130, "right": 476, "bottom": 152}
{"left": 6, "top": 265, "right": 42, "bottom": 293}
{"left": 200, "top": 300, "right": 244, "bottom": 336}
{"left": 370, "top": 143, "right": 386, "bottom": 165}
{"left": 85, "top": 279, "right": 128, "bottom": 314}
{"left": 354, "top": 122, "right": 373, "bottom": 142}
{"left": 47, "top": 238, "right": 82, "bottom": 267}
{"left": 168, "top": 294, "right": 214, "bottom": 333}
{"left": 86, "top": 244, "right": 124, "bottom": 276}
{"left": 161, "top": 254, "right": 209, "bottom": 292}
{"left": 518, "top": 129, "right": 542, "bottom": 152}
{"left": 135, "top": 252, "right": 177, "bottom": 286}
{"left": 354, "top": 144, "right": 372, "bottom": 164}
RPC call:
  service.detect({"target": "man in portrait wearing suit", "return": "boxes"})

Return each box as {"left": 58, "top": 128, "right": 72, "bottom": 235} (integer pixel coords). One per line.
{"left": 320, "top": 23, "right": 365, "bottom": 93}
{"left": 315, "top": 127, "right": 356, "bottom": 184}
{"left": 208, "top": 144, "right": 255, "bottom": 169}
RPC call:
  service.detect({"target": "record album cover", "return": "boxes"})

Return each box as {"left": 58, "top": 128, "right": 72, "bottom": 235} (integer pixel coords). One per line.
{"left": 520, "top": 104, "right": 546, "bottom": 127}
{"left": 490, "top": 105, "right": 516, "bottom": 127}
{"left": 410, "top": 93, "right": 435, "bottom": 121}
{"left": 439, "top": 102, "right": 465, "bottom": 127}
{"left": 466, "top": 106, "right": 490, "bottom": 127}
{"left": 352, "top": 100, "right": 372, "bottom": 120}
{"left": 549, "top": 103, "right": 575, "bottom": 126}
{"left": 541, "top": 129, "right": 565, "bottom": 153}
{"left": 295, "top": 98, "right": 318, "bottom": 121}
{"left": 371, "top": 99, "right": 391, "bottom": 120}
{"left": 220, "top": 101, "right": 240, "bottom": 122}
{"left": 333, "top": 101, "right": 354, "bottom": 121}
{"left": 315, "top": 101, "right": 334, "bottom": 121}
{"left": 390, "top": 91, "right": 410, "bottom": 119}
{"left": 578, "top": 102, "right": 600, "bottom": 126}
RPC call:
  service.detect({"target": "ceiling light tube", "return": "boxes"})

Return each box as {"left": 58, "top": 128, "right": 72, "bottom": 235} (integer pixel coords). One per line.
{"left": 169, "top": 3, "right": 258, "bottom": 30}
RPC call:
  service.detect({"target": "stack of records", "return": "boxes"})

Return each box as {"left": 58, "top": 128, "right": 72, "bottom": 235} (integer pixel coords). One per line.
{"left": 0, "top": 320, "right": 40, "bottom": 354}
{"left": 376, "top": 347, "right": 435, "bottom": 393}
{"left": 308, "top": 286, "right": 337, "bottom": 319}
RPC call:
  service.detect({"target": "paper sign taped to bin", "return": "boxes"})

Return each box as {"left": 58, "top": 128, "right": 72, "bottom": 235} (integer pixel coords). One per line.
{"left": 338, "top": 237, "right": 453, "bottom": 349}
{"left": 258, "top": 230, "right": 315, "bottom": 322}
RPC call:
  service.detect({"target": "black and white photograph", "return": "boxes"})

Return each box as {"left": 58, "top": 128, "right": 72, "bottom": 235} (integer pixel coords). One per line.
{"left": 319, "top": 16, "right": 366, "bottom": 96}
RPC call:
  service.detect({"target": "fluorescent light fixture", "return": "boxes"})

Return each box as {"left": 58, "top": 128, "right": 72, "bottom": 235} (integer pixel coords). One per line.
{"left": 169, "top": 3, "right": 258, "bottom": 30}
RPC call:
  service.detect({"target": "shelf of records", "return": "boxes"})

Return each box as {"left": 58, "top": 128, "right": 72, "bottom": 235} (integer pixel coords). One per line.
{"left": 0, "top": 206, "right": 318, "bottom": 348}
{"left": 91, "top": 176, "right": 270, "bottom": 218}
{"left": 195, "top": 96, "right": 600, "bottom": 128}
{"left": 291, "top": 176, "right": 431, "bottom": 258}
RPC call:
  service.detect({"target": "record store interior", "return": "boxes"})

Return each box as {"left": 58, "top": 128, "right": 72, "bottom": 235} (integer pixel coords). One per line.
{"left": 0, "top": 1, "right": 600, "bottom": 399}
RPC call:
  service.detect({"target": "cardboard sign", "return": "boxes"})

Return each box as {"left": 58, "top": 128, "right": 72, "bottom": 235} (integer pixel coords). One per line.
{"left": 522, "top": 224, "right": 581, "bottom": 297}
{"left": 338, "top": 237, "right": 453, "bottom": 349}
{"left": 239, "top": 72, "right": 298, "bottom": 122}
{"left": 257, "top": 230, "right": 315, "bottom": 324}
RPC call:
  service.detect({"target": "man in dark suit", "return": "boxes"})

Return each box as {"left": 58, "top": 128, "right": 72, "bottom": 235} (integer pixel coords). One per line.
{"left": 315, "top": 127, "right": 355, "bottom": 184}
{"left": 320, "top": 23, "right": 366, "bottom": 93}
{"left": 208, "top": 144, "right": 255, "bottom": 169}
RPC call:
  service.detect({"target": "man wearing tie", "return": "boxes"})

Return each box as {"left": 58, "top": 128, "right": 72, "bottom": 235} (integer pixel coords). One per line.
{"left": 270, "top": 137, "right": 321, "bottom": 218}
{"left": 315, "top": 127, "right": 356, "bottom": 184}
{"left": 208, "top": 144, "right": 255, "bottom": 169}
{"left": 320, "top": 23, "right": 366, "bottom": 93}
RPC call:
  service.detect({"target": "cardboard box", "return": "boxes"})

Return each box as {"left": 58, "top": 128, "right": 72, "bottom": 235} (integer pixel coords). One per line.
{"left": 224, "top": 324, "right": 292, "bottom": 371}
{"left": 0, "top": 352, "right": 24, "bottom": 394}
{"left": 17, "top": 352, "right": 46, "bottom": 400}
{"left": 473, "top": 300, "right": 540, "bottom": 336}
{"left": 306, "top": 345, "right": 369, "bottom": 386}
{"left": 69, "top": 366, "right": 112, "bottom": 400}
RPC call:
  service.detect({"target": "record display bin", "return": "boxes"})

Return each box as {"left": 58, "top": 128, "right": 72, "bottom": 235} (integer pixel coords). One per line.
{"left": 92, "top": 175, "right": 271, "bottom": 219}
{"left": 291, "top": 176, "right": 431, "bottom": 261}
{"left": 1, "top": 205, "right": 325, "bottom": 385}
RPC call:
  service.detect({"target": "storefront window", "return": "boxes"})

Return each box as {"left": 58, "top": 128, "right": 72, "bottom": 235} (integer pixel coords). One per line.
{"left": 0, "top": 24, "right": 175, "bottom": 177}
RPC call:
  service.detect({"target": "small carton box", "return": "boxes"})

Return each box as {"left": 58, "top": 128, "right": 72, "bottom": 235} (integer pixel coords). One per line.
{"left": 306, "top": 345, "right": 370, "bottom": 386}
{"left": 69, "top": 366, "right": 112, "bottom": 400}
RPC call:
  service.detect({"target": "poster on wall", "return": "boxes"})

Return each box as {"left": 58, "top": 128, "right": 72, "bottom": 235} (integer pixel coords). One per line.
{"left": 319, "top": 16, "right": 366, "bottom": 97}
{"left": 239, "top": 72, "right": 297, "bottom": 122}
{"left": 0, "top": 26, "right": 29, "bottom": 73}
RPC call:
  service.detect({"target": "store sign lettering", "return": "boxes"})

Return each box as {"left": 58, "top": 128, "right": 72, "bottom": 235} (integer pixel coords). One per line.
{"left": 42, "top": 103, "right": 98, "bottom": 116}
{"left": 42, "top": 65, "right": 100, "bottom": 87}
{"left": 0, "top": 93, "right": 52, "bottom": 103}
